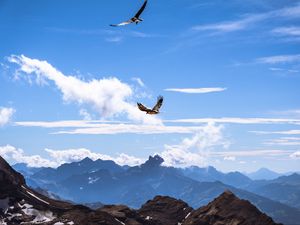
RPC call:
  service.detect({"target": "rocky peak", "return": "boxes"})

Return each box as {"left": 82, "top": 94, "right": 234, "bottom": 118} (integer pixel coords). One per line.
{"left": 183, "top": 190, "right": 282, "bottom": 225}
{"left": 141, "top": 155, "right": 164, "bottom": 169}
{"left": 138, "top": 195, "right": 193, "bottom": 225}
{"left": 0, "top": 156, "right": 25, "bottom": 187}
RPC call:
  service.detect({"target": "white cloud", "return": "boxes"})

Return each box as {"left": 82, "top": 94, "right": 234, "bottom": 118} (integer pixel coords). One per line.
{"left": 0, "top": 145, "right": 144, "bottom": 167}
{"left": 0, "top": 145, "right": 57, "bottom": 168}
{"left": 212, "top": 149, "right": 293, "bottom": 157}
{"left": 161, "top": 123, "right": 229, "bottom": 167}
{"left": 79, "top": 109, "right": 92, "bottom": 121}
{"left": 252, "top": 130, "right": 300, "bottom": 135}
{"left": 272, "top": 26, "right": 300, "bottom": 37}
{"left": 8, "top": 55, "right": 161, "bottom": 125}
{"left": 290, "top": 151, "right": 300, "bottom": 159}
{"left": 0, "top": 107, "right": 15, "bottom": 126}
{"left": 167, "top": 117, "right": 300, "bottom": 125}
{"left": 257, "top": 54, "right": 300, "bottom": 64}
{"left": 192, "top": 14, "right": 266, "bottom": 33}
{"left": 105, "top": 36, "right": 123, "bottom": 43}
{"left": 132, "top": 77, "right": 145, "bottom": 87}
{"left": 264, "top": 137, "right": 300, "bottom": 146}
{"left": 192, "top": 4, "right": 300, "bottom": 34}
{"left": 164, "top": 87, "right": 226, "bottom": 94}
{"left": 224, "top": 156, "right": 236, "bottom": 161}
{"left": 55, "top": 124, "right": 202, "bottom": 135}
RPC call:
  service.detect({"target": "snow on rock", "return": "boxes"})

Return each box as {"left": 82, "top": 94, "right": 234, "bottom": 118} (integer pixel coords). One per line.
{"left": 115, "top": 218, "right": 125, "bottom": 225}
{"left": 145, "top": 216, "right": 152, "bottom": 220}
{"left": 21, "top": 186, "right": 49, "bottom": 205}
{"left": 185, "top": 212, "right": 191, "bottom": 219}
{"left": 21, "top": 202, "right": 55, "bottom": 223}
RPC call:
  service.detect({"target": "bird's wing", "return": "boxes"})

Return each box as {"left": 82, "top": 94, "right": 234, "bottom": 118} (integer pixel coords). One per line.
{"left": 137, "top": 102, "right": 150, "bottom": 112}
{"left": 135, "top": 0, "right": 148, "bottom": 18}
{"left": 152, "top": 96, "right": 163, "bottom": 111}
{"left": 110, "top": 20, "right": 132, "bottom": 27}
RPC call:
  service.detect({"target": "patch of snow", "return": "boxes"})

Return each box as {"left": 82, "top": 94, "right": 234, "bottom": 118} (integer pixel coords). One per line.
{"left": 115, "top": 218, "right": 125, "bottom": 225}
{"left": 21, "top": 203, "right": 55, "bottom": 223}
{"left": 67, "top": 222, "right": 74, "bottom": 225}
{"left": 145, "top": 216, "right": 152, "bottom": 220}
{"left": 54, "top": 222, "right": 65, "bottom": 225}
{"left": 21, "top": 185, "right": 49, "bottom": 205}
{"left": 185, "top": 212, "right": 191, "bottom": 219}
{"left": 0, "top": 219, "right": 7, "bottom": 225}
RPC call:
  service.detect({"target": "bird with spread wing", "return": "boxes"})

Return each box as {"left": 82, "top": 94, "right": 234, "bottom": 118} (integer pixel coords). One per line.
{"left": 137, "top": 96, "right": 163, "bottom": 114}
{"left": 110, "top": 0, "right": 148, "bottom": 27}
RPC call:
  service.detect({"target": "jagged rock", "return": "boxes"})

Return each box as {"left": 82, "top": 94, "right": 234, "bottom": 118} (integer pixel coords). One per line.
{"left": 183, "top": 190, "right": 282, "bottom": 225}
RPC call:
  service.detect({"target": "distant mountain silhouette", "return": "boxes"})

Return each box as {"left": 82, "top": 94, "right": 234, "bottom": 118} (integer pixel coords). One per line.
{"left": 0, "top": 156, "right": 282, "bottom": 225}
{"left": 246, "top": 173, "right": 300, "bottom": 209}
{"left": 247, "top": 168, "right": 282, "bottom": 180}
{"left": 181, "top": 165, "right": 252, "bottom": 188}
{"left": 16, "top": 155, "right": 300, "bottom": 224}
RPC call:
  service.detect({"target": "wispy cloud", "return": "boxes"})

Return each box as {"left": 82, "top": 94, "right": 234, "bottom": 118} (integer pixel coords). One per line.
{"left": 272, "top": 26, "right": 300, "bottom": 37}
{"left": 257, "top": 54, "right": 300, "bottom": 64}
{"left": 132, "top": 77, "right": 145, "bottom": 87}
{"left": 0, "top": 145, "right": 144, "bottom": 167}
{"left": 264, "top": 137, "right": 300, "bottom": 146}
{"left": 8, "top": 55, "right": 161, "bottom": 125}
{"left": 15, "top": 120, "right": 203, "bottom": 135}
{"left": 192, "top": 14, "right": 266, "bottom": 33}
{"left": 14, "top": 116, "right": 300, "bottom": 135}
{"left": 0, "top": 107, "right": 15, "bottom": 126}
{"left": 224, "top": 156, "right": 236, "bottom": 161}
{"left": 290, "top": 151, "right": 300, "bottom": 159}
{"left": 46, "top": 27, "right": 164, "bottom": 43}
{"left": 164, "top": 87, "right": 226, "bottom": 94}
{"left": 251, "top": 130, "right": 300, "bottom": 135}
{"left": 105, "top": 36, "right": 123, "bottom": 43}
{"left": 212, "top": 149, "right": 293, "bottom": 157}
{"left": 191, "top": 3, "right": 300, "bottom": 34}
{"left": 161, "top": 123, "right": 229, "bottom": 167}
{"left": 167, "top": 117, "right": 300, "bottom": 125}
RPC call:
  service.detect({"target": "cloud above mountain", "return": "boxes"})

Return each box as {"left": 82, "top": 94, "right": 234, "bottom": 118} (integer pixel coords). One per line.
{"left": 0, "top": 107, "right": 15, "bottom": 126}
{"left": 8, "top": 55, "right": 160, "bottom": 125}
{"left": 0, "top": 145, "right": 143, "bottom": 167}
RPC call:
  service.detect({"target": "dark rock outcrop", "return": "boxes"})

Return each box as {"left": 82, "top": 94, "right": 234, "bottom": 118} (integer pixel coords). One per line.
{"left": 183, "top": 190, "right": 281, "bottom": 225}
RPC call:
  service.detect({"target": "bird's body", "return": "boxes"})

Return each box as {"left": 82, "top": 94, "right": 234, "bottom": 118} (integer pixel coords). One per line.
{"left": 110, "top": 0, "right": 148, "bottom": 27}
{"left": 137, "top": 96, "right": 163, "bottom": 115}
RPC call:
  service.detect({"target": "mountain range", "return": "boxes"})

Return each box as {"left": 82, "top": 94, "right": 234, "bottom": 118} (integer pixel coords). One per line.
{"left": 10, "top": 155, "right": 300, "bottom": 224}
{"left": 0, "top": 155, "right": 281, "bottom": 225}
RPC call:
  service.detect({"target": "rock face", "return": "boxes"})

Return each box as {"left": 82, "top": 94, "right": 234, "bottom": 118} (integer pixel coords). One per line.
{"left": 183, "top": 190, "right": 281, "bottom": 225}
{"left": 0, "top": 156, "right": 282, "bottom": 225}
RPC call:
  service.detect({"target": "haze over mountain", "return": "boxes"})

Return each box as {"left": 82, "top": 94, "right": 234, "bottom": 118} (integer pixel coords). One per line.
{"left": 0, "top": 156, "right": 282, "bottom": 225}
{"left": 246, "top": 168, "right": 283, "bottom": 180}
{"left": 12, "top": 155, "right": 300, "bottom": 225}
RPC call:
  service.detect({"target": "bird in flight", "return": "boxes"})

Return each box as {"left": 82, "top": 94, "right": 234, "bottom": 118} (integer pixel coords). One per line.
{"left": 137, "top": 96, "right": 163, "bottom": 114}
{"left": 110, "top": 0, "right": 148, "bottom": 27}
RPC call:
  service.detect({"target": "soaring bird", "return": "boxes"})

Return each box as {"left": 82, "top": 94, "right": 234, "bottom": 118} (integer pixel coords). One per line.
{"left": 137, "top": 96, "right": 163, "bottom": 114}
{"left": 110, "top": 0, "right": 148, "bottom": 27}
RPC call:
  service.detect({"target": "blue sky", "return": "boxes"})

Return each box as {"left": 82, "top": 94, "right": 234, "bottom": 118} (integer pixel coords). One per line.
{"left": 0, "top": 0, "right": 300, "bottom": 172}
